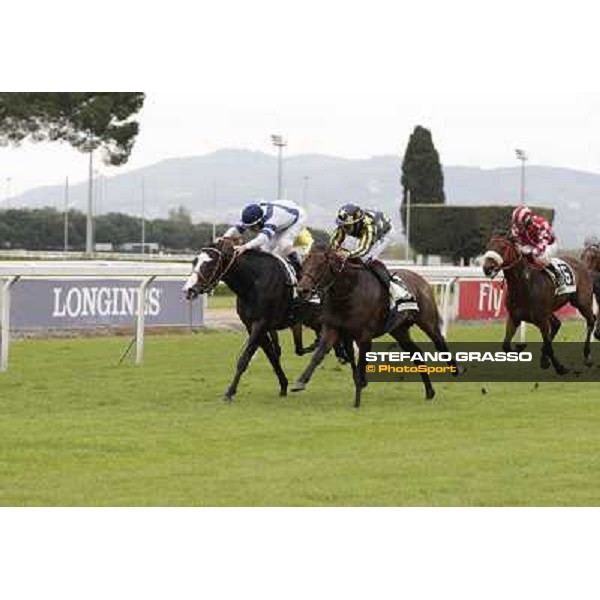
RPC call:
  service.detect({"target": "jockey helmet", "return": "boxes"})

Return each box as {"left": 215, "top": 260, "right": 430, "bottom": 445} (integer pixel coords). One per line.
{"left": 336, "top": 204, "right": 364, "bottom": 226}
{"left": 241, "top": 204, "right": 264, "bottom": 227}
{"left": 512, "top": 205, "right": 533, "bottom": 229}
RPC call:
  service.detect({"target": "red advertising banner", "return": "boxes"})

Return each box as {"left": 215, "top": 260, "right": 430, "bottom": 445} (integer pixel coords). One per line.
{"left": 457, "top": 279, "right": 578, "bottom": 320}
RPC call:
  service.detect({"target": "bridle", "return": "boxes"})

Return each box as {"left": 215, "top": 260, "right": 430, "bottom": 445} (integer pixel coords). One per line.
{"left": 582, "top": 244, "right": 600, "bottom": 271}
{"left": 485, "top": 236, "right": 523, "bottom": 272}
{"left": 192, "top": 246, "right": 236, "bottom": 293}
{"left": 301, "top": 249, "right": 356, "bottom": 294}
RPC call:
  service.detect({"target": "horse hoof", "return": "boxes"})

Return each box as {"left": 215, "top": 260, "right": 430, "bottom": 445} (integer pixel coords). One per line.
{"left": 540, "top": 359, "right": 550, "bottom": 370}
{"left": 223, "top": 393, "right": 235, "bottom": 403}
{"left": 594, "top": 330, "right": 600, "bottom": 341}
{"left": 291, "top": 381, "right": 306, "bottom": 392}
{"left": 556, "top": 365, "right": 570, "bottom": 376}
{"left": 454, "top": 364, "right": 467, "bottom": 376}
{"left": 280, "top": 388, "right": 288, "bottom": 397}
{"left": 515, "top": 343, "right": 528, "bottom": 352}
{"left": 425, "top": 389, "right": 436, "bottom": 401}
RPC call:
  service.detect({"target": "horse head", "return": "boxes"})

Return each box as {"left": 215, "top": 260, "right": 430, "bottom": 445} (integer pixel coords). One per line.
{"left": 183, "top": 237, "right": 237, "bottom": 299}
{"left": 482, "top": 234, "right": 521, "bottom": 279}
{"left": 297, "top": 244, "right": 348, "bottom": 300}
{"left": 581, "top": 240, "right": 600, "bottom": 273}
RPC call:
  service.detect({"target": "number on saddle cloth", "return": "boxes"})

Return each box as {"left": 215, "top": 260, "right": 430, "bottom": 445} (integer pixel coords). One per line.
{"left": 548, "top": 258, "right": 576, "bottom": 294}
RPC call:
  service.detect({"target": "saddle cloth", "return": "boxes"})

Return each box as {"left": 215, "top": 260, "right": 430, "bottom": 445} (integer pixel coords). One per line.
{"left": 390, "top": 273, "right": 419, "bottom": 312}
{"left": 548, "top": 258, "right": 576, "bottom": 295}
{"left": 272, "top": 253, "right": 298, "bottom": 286}
{"left": 271, "top": 253, "right": 321, "bottom": 304}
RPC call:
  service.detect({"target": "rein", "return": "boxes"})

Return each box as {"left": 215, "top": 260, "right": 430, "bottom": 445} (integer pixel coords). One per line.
{"left": 486, "top": 236, "right": 523, "bottom": 272}
{"left": 195, "top": 246, "right": 237, "bottom": 291}
{"left": 302, "top": 250, "right": 358, "bottom": 295}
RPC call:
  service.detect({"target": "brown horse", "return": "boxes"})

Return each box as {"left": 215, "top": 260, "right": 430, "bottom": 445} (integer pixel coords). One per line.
{"left": 581, "top": 240, "right": 600, "bottom": 340}
{"left": 291, "top": 245, "right": 460, "bottom": 407}
{"left": 482, "top": 234, "right": 596, "bottom": 373}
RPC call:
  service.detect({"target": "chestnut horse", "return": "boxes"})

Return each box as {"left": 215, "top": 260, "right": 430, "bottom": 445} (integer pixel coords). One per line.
{"left": 291, "top": 245, "right": 460, "bottom": 407}
{"left": 482, "top": 234, "right": 596, "bottom": 374}
{"left": 581, "top": 240, "right": 600, "bottom": 340}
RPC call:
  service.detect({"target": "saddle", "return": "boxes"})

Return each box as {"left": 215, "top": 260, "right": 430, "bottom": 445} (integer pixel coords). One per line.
{"left": 367, "top": 259, "right": 419, "bottom": 313}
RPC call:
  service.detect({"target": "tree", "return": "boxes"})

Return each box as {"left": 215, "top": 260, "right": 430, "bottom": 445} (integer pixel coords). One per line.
{"left": 168, "top": 205, "right": 193, "bottom": 224}
{"left": 0, "top": 93, "right": 145, "bottom": 165}
{"left": 400, "top": 125, "right": 445, "bottom": 232}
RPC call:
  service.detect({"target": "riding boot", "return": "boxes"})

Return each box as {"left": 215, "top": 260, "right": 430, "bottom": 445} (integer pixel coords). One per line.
{"left": 366, "top": 258, "right": 391, "bottom": 288}
{"left": 287, "top": 251, "right": 302, "bottom": 277}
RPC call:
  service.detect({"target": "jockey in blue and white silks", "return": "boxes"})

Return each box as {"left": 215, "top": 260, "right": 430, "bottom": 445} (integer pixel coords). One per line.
{"left": 223, "top": 199, "right": 307, "bottom": 266}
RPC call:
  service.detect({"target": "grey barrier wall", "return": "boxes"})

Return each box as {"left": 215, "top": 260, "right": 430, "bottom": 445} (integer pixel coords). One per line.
{"left": 6, "top": 279, "right": 203, "bottom": 329}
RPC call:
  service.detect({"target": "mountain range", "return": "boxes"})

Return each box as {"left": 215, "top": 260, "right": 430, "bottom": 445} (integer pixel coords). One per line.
{"left": 6, "top": 149, "right": 600, "bottom": 247}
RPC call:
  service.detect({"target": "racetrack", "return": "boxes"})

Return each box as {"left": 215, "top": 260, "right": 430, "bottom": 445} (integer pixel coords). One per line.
{"left": 1, "top": 321, "right": 599, "bottom": 506}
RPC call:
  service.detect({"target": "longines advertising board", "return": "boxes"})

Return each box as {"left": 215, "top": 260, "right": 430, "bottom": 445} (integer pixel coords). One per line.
{"left": 3, "top": 279, "right": 203, "bottom": 329}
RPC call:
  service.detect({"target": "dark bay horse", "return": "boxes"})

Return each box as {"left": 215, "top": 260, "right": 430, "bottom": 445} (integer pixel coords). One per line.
{"left": 183, "top": 238, "right": 333, "bottom": 400}
{"left": 482, "top": 234, "right": 596, "bottom": 373}
{"left": 581, "top": 240, "right": 600, "bottom": 340}
{"left": 291, "top": 245, "right": 460, "bottom": 407}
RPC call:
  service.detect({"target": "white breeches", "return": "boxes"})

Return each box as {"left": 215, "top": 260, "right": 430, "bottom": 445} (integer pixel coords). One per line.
{"left": 266, "top": 214, "right": 307, "bottom": 257}
{"left": 363, "top": 224, "right": 395, "bottom": 261}
{"left": 538, "top": 242, "right": 558, "bottom": 264}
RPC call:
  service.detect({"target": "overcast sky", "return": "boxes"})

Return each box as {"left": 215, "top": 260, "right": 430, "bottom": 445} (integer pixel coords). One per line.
{"left": 2, "top": 0, "right": 599, "bottom": 201}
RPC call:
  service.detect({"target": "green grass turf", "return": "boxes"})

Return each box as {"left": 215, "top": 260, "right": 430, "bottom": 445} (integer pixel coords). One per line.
{"left": 0, "top": 321, "right": 599, "bottom": 506}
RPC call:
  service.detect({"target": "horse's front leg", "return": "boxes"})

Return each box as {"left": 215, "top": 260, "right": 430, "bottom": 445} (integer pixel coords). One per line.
{"left": 502, "top": 316, "right": 521, "bottom": 353}
{"left": 259, "top": 334, "right": 289, "bottom": 397}
{"left": 538, "top": 318, "right": 569, "bottom": 375}
{"left": 594, "top": 274, "right": 600, "bottom": 341}
{"left": 353, "top": 340, "right": 372, "bottom": 408}
{"left": 291, "top": 326, "right": 339, "bottom": 392}
{"left": 224, "top": 320, "right": 267, "bottom": 401}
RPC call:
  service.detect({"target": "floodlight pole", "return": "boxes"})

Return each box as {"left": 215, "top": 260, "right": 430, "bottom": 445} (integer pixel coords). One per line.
{"left": 515, "top": 148, "right": 528, "bottom": 206}
{"left": 64, "top": 176, "right": 69, "bottom": 254}
{"left": 271, "top": 134, "right": 287, "bottom": 198}
{"left": 86, "top": 150, "right": 94, "bottom": 255}
{"left": 405, "top": 188, "right": 411, "bottom": 262}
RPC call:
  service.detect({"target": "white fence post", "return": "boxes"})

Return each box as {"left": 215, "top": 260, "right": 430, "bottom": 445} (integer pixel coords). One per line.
{"left": 1, "top": 276, "right": 20, "bottom": 372}
{"left": 135, "top": 276, "right": 156, "bottom": 365}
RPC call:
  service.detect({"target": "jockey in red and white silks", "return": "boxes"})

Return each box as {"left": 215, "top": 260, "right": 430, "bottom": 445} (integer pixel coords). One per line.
{"left": 511, "top": 206, "right": 558, "bottom": 266}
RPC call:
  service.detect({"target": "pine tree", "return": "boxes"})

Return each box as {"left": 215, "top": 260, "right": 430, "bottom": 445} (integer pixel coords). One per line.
{"left": 0, "top": 93, "right": 145, "bottom": 165}
{"left": 400, "top": 125, "right": 446, "bottom": 232}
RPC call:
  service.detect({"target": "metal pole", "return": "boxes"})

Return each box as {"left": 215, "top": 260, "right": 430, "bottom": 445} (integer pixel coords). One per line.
{"left": 135, "top": 276, "right": 156, "bottom": 365}
{"left": 86, "top": 150, "right": 94, "bottom": 255}
{"left": 212, "top": 182, "right": 217, "bottom": 240}
{"left": 302, "top": 176, "right": 310, "bottom": 207}
{"left": 405, "top": 189, "right": 411, "bottom": 262}
{"left": 64, "top": 176, "right": 69, "bottom": 254}
{"left": 5, "top": 177, "right": 11, "bottom": 209}
{"left": 271, "top": 135, "right": 287, "bottom": 199}
{"left": 1, "top": 276, "right": 20, "bottom": 372}
{"left": 141, "top": 176, "right": 146, "bottom": 259}
{"left": 277, "top": 145, "right": 283, "bottom": 198}
{"left": 515, "top": 149, "right": 527, "bottom": 206}
{"left": 520, "top": 158, "right": 526, "bottom": 205}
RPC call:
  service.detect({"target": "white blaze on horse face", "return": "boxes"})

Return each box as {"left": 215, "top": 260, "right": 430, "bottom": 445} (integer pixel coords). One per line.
{"left": 182, "top": 252, "right": 214, "bottom": 293}
{"left": 183, "top": 272, "right": 199, "bottom": 293}
{"left": 483, "top": 250, "right": 503, "bottom": 266}
{"left": 194, "top": 252, "right": 214, "bottom": 273}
